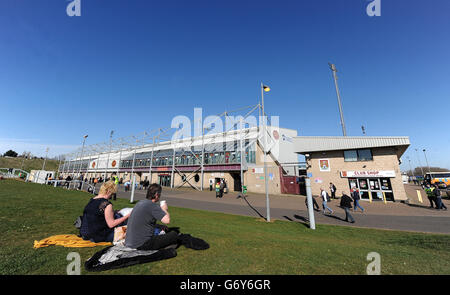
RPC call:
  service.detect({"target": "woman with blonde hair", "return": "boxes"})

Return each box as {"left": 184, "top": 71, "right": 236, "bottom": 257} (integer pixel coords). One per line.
{"left": 80, "top": 181, "right": 130, "bottom": 242}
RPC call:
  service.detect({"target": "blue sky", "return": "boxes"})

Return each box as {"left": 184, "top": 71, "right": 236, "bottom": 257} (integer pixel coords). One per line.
{"left": 0, "top": 0, "right": 449, "bottom": 171}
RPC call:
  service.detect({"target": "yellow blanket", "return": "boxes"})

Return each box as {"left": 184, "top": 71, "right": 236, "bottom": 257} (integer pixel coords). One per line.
{"left": 34, "top": 234, "right": 112, "bottom": 249}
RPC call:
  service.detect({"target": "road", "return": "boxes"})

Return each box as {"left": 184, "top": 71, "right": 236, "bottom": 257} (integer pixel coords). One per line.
{"left": 112, "top": 184, "right": 450, "bottom": 235}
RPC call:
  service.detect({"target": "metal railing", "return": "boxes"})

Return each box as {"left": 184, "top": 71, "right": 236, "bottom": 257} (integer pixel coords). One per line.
{"left": 43, "top": 179, "right": 97, "bottom": 195}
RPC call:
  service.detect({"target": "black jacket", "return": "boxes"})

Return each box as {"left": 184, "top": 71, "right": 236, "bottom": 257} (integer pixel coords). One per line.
{"left": 351, "top": 190, "right": 360, "bottom": 201}
{"left": 340, "top": 194, "right": 353, "bottom": 208}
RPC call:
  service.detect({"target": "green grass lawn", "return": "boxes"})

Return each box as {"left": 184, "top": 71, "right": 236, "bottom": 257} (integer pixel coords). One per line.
{"left": 1, "top": 179, "right": 449, "bottom": 275}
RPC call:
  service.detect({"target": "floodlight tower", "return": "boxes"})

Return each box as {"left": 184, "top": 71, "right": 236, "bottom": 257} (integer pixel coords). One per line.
{"left": 329, "top": 63, "right": 347, "bottom": 136}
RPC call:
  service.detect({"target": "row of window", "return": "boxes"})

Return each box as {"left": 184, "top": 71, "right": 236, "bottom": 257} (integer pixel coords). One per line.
{"left": 344, "top": 149, "right": 373, "bottom": 162}
{"left": 120, "top": 151, "right": 256, "bottom": 168}
{"left": 60, "top": 151, "right": 256, "bottom": 171}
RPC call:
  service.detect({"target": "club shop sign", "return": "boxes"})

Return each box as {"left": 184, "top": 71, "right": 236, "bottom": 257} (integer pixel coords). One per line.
{"left": 341, "top": 170, "right": 395, "bottom": 178}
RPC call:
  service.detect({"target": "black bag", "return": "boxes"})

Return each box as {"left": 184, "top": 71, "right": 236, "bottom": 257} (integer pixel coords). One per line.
{"left": 326, "top": 192, "right": 331, "bottom": 202}
{"left": 74, "top": 216, "right": 83, "bottom": 229}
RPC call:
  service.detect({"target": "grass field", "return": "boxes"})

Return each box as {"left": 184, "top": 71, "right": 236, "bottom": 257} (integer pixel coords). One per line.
{"left": 1, "top": 179, "right": 449, "bottom": 275}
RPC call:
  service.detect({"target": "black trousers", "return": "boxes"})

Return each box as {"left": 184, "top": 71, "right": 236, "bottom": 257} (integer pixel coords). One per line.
{"left": 428, "top": 196, "right": 437, "bottom": 208}
{"left": 305, "top": 198, "right": 320, "bottom": 210}
{"left": 137, "top": 231, "right": 179, "bottom": 251}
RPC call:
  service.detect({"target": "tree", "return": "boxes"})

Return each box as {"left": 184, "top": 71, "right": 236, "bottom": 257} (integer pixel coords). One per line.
{"left": 3, "top": 150, "right": 18, "bottom": 157}
{"left": 410, "top": 166, "right": 450, "bottom": 176}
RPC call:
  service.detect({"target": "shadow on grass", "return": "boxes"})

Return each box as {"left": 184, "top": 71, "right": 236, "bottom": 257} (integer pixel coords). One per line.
{"left": 281, "top": 214, "right": 310, "bottom": 229}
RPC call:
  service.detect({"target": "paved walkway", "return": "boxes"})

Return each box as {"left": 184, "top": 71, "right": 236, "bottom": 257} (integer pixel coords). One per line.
{"left": 114, "top": 184, "right": 450, "bottom": 235}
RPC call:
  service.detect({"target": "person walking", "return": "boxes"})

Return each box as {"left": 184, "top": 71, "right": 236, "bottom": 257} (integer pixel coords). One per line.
{"left": 305, "top": 195, "right": 320, "bottom": 211}
{"left": 329, "top": 182, "right": 337, "bottom": 199}
{"left": 219, "top": 180, "right": 225, "bottom": 198}
{"left": 352, "top": 188, "right": 365, "bottom": 212}
{"left": 340, "top": 191, "right": 355, "bottom": 223}
{"left": 110, "top": 174, "right": 119, "bottom": 201}
{"left": 434, "top": 185, "right": 447, "bottom": 210}
{"left": 215, "top": 181, "right": 221, "bottom": 198}
{"left": 424, "top": 184, "right": 437, "bottom": 209}
{"left": 320, "top": 188, "right": 333, "bottom": 214}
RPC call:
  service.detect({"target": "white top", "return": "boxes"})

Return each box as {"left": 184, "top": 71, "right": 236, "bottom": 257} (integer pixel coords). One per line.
{"left": 321, "top": 190, "right": 328, "bottom": 201}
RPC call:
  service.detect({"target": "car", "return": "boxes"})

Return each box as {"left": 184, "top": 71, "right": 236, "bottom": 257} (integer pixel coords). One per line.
{"left": 446, "top": 188, "right": 450, "bottom": 198}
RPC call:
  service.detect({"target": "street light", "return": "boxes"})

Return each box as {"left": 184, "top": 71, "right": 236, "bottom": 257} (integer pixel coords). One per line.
{"left": 104, "top": 130, "right": 114, "bottom": 183}
{"left": 415, "top": 149, "right": 424, "bottom": 176}
{"left": 201, "top": 124, "right": 213, "bottom": 191}
{"left": 329, "top": 63, "right": 347, "bottom": 137}
{"left": 261, "top": 82, "right": 271, "bottom": 222}
{"left": 78, "top": 135, "right": 88, "bottom": 180}
{"left": 422, "top": 149, "right": 431, "bottom": 174}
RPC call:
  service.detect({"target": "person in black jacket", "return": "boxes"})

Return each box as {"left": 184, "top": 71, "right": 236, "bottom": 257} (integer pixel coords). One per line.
{"left": 352, "top": 188, "right": 365, "bottom": 212}
{"left": 434, "top": 185, "right": 448, "bottom": 210}
{"left": 340, "top": 191, "right": 355, "bottom": 223}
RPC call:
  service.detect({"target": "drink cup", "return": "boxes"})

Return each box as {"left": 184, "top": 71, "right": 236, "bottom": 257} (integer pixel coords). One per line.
{"left": 160, "top": 200, "right": 167, "bottom": 207}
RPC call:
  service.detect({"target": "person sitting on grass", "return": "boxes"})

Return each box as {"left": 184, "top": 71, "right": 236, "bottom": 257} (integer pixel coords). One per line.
{"left": 125, "top": 183, "right": 209, "bottom": 251}
{"left": 80, "top": 181, "right": 130, "bottom": 243}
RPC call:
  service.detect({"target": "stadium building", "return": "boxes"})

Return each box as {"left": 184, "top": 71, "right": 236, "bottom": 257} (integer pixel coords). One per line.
{"left": 59, "top": 106, "right": 411, "bottom": 201}
{"left": 59, "top": 125, "right": 302, "bottom": 195}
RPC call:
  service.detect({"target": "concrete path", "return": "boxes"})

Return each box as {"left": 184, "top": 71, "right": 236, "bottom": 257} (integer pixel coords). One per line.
{"left": 114, "top": 184, "right": 450, "bottom": 235}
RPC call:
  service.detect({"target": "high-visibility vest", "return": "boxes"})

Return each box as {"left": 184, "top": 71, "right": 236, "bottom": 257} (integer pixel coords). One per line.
{"left": 425, "top": 187, "right": 435, "bottom": 197}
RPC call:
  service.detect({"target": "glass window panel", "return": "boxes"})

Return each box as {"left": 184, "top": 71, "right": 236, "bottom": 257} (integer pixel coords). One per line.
{"left": 357, "top": 149, "right": 373, "bottom": 161}
{"left": 344, "top": 150, "right": 358, "bottom": 162}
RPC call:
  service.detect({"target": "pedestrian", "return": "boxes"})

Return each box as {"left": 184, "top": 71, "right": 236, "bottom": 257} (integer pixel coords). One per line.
{"left": 352, "top": 188, "right": 365, "bottom": 212}
{"left": 219, "top": 180, "right": 225, "bottom": 198}
{"left": 424, "top": 184, "right": 437, "bottom": 209}
{"left": 304, "top": 195, "right": 320, "bottom": 211}
{"left": 433, "top": 185, "right": 447, "bottom": 210}
{"left": 223, "top": 180, "right": 228, "bottom": 194}
{"left": 110, "top": 174, "right": 119, "bottom": 201}
{"left": 215, "top": 181, "right": 221, "bottom": 198}
{"left": 320, "top": 188, "right": 333, "bottom": 214}
{"left": 340, "top": 191, "right": 355, "bottom": 223}
{"left": 329, "top": 182, "right": 337, "bottom": 199}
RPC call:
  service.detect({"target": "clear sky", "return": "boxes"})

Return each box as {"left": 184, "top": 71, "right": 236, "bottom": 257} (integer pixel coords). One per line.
{"left": 0, "top": 0, "right": 449, "bottom": 171}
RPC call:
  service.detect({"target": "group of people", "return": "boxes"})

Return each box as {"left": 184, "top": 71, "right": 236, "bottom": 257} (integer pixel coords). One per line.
{"left": 424, "top": 184, "right": 448, "bottom": 210}
{"left": 214, "top": 180, "right": 227, "bottom": 198}
{"left": 305, "top": 182, "right": 365, "bottom": 224}
{"left": 80, "top": 180, "right": 204, "bottom": 251}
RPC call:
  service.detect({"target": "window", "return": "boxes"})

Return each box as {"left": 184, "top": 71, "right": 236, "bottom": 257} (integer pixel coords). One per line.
{"left": 344, "top": 150, "right": 358, "bottom": 162}
{"left": 344, "top": 149, "right": 372, "bottom": 162}
{"left": 358, "top": 149, "right": 373, "bottom": 161}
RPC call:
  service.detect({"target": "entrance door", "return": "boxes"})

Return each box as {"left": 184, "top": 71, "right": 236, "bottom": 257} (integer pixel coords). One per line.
{"left": 358, "top": 178, "right": 370, "bottom": 200}
{"left": 368, "top": 178, "right": 383, "bottom": 201}
{"left": 231, "top": 172, "right": 241, "bottom": 192}
{"left": 159, "top": 175, "right": 171, "bottom": 187}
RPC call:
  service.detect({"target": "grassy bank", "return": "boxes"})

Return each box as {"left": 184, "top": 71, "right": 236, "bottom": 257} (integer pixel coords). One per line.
{"left": 0, "top": 157, "right": 59, "bottom": 173}
{"left": 0, "top": 179, "right": 449, "bottom": 275}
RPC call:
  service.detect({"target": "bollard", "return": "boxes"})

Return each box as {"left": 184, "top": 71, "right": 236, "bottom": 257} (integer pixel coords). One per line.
{"left": 368, "top": 191, "right": 373, "bottom": 203}
{"left": 383, "top": 192, "right": 387, "bottom": 204}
